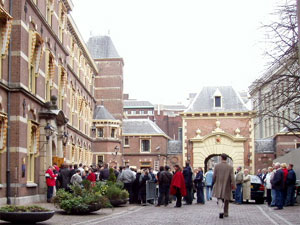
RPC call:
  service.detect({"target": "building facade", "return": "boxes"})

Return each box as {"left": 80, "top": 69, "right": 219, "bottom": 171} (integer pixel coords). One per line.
{"left": 123, "top": 98, "right": 155, "bottom": 121}
{"left": 122, "top": 119, "right": 170, "bottom": 170}
{"left": 154, "top": 104, "right": 185, "bottom": 140}
{"left": 87, "top": 35, "right": 124, "bottom": 121}
{"left": 181, "top": 86, "right": 255, "bottom": 173}
{"left": 0, "top": 0, "right": 124, "bottom": 204}
{"left": 249, "top": 54, "right": 300, "bottom": 169}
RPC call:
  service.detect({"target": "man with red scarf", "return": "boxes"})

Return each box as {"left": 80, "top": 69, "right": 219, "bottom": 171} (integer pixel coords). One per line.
{"left": 170, "top": 165, "right": 186, "bottom": 207}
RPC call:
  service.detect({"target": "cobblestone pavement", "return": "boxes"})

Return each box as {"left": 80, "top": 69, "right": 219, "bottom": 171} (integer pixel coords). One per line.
{"left": 1, "top": 200, "right": 299, "bottom": 225}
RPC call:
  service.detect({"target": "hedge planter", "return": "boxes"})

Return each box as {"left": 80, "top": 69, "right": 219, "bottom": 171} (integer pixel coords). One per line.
{"left": 66, "top": 202, "right": 102, "bottom": 215}
{"left": 54, "top": 182, "right": 111, "bottom": 214}
{"left": 109, "top": 199, "right": 128, "bottom": 207}
{"left": 0, "top": 205, "right": 54, "bottom": 224}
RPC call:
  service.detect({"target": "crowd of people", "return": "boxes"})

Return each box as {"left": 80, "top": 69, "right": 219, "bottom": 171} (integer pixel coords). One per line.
{"left": 259, "top": 163, "right": 297, "bottom": 209}
{"left": 45, "top": 162, "right": 213, "bottom": 206}
{"left": 234, "top": 162, "right": 297, "bottom": 210}
{"left": 44, "top": 159, "right": 297, "bottom": 215}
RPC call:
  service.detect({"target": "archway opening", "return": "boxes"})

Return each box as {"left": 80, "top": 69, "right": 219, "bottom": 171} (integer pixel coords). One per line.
{"left": 204, "top": 154, "right": 233, "bottom": 172}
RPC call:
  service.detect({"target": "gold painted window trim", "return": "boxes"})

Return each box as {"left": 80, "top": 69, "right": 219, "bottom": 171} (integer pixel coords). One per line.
{"left": 26, "top": 120, "right": 40, "bottom": 183}
{"left": 0, "top": 112, "right": 7, "bottom": 153}
{"left": 0, "top": 5, "right": 12, "bottom": 57}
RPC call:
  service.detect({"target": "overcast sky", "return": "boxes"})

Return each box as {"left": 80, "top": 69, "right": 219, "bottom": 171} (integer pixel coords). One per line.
{"left": 72, "top": 0, "right": 279, "bottom": 105}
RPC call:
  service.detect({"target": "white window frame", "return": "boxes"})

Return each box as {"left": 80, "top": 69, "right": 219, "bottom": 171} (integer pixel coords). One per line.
{"left": 124, "top": 136, "right": 129, "bottom": 147}
{"left": 140, "top": 139, "right": 151, "bottom": 153}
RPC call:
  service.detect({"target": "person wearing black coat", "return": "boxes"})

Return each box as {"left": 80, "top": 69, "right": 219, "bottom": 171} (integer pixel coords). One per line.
{"left": 285, "top": 164, "right": 297, "bottom": 206}
{"left": 157, "top": 166, "right": 173, "bottom": 207}
{"left": 271, "top": 163, "right": 284, "bottom": 210}
{"left": 183, "top": 162, "right": 193, "bottom": 205}
{"left": 58, "top": 164, "right": 71, "bottom": 191}
{"left": 132, "top": 170, "right": 142, "bottom": 204}
{"left": 194, "top": 167, "right": 205, "bottom": 204}
{"left": 139, "top": 170, "right": 151, "bottom": 206}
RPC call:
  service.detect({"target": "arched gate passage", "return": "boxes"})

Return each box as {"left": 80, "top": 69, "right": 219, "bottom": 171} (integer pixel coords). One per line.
{"left": 204, "top": 154, "right": 233, "bottom": 172}
{"left": 190, "top": 127, "right": 246, "bottom": 171}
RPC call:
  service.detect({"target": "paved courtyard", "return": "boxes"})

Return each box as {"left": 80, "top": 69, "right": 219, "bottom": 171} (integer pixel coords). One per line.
{"left": 1, "top": 200, "right": 299, "bottom": 225}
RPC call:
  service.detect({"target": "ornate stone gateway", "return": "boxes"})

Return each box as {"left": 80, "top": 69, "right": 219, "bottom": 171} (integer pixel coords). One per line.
{"left": 190, "top": 121, "right": 246, "bottom": 171}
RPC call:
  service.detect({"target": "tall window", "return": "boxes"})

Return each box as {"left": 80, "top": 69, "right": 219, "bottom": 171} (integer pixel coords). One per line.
{"left": 29, "top": 31, "right": 43, "bottom": 94}
{"left": 97, "top": 155, "right": 104, "bottom": 165}
{"left": 45, "top": 50, "right": 55, "bottom": 101}
{"left": 0, "top": 10, "right": 12, "bottom": 79}
{"left": 111, "top": 128, "right": 116, "bottom": 138}
{"left": 97, "top": 127, "right": 104, "bottom": 138}
{"left": 71, "top": 145, "right": 75, "bottom": 163}
{"left": 124, "top": 136, "right": 129, "bottom": 146}
{"left": 46, "top": 0, "right": 53, "bottom": 27}
{"left": 58, "top": 2, "right": 66, "bottom": 42}
{"left": 27, "top": 121, "right": 39, "bottom": 183}
{"left": 58, "top": 66, "right": 67, "bottom": 109}
{"left": 0, "top": 115, "right": 7, "bottom": 153}
{"left": 141, "top": 139, "right": 150, "bottom": 152}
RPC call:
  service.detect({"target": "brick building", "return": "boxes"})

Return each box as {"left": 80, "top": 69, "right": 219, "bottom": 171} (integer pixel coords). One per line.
{"left": 123, "top": 98, "right": 155, "bottom": 121}
{"left": 92, "top": 105, "right": 122, "bottom": 167}
{"left": 87, "top": 35, "right": 124, "bottom": 121}
{"left": 122, "top": 119, "right": 170, "bottom": 170}
{"left": 0, "top": 0, "right": 124, "bottom": 205}
{"left": 181, "top": 86, "right": 255, "bottom": 173}
{"left": 155, "top": 104, "right": 185, "bottom": 140}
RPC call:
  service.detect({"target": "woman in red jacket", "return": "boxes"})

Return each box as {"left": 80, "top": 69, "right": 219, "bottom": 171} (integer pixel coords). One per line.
{"left": 45, "top": 166, "right": 57, "bottom": 203}
{"left": 87, "top": 168, "right": 96, "bottom": 184}
{"left": 170, "top": 165, "right": 187, "bottom": 207}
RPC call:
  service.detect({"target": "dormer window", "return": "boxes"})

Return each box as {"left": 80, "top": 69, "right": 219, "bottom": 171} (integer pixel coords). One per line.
{"left": 215, "top": 96, "right": 221, "bottom": 107}
{"left": 213, "top": 88, "right": 222, "bottom": 108}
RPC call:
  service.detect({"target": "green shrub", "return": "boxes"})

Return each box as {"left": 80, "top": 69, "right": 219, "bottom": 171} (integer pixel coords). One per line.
{"left": 0, "top": 205, "right": 50, "bottom": 212}
{"left": 106, "top": 185, "right": 121, "bottom": 200}
{"left": 54, "top": 184, "right": 111, "bottom": 214}
{"left": 108, "top": 168, "right": 116, "bottom": 183}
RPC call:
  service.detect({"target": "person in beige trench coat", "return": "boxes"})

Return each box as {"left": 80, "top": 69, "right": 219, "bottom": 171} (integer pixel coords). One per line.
{"left": 243, "top": 169, "right": 251, "bottom": 202}
{"left": 212, "top": 154, "right": 236, "bottom": 218}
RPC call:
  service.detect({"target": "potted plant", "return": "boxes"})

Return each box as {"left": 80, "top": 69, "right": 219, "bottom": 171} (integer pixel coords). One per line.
{"left": 54, "top": 180, "right": 111, "bottom": 214}
{"left": 0, "top": 205, "right": 55, "bottom": 224}
{"left": 106, "top": 184, "right": 129, "bottom": 207}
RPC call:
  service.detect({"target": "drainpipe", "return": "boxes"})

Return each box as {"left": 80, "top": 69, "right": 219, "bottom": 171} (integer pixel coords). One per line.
{"left": 6, "top": 0, "right": 13, "bottom": 205}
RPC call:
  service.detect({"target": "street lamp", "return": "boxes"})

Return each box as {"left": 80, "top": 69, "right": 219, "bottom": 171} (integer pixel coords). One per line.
{"left": 44, "top": 123, "right": 54, "bottom": 141}
{"left": 112, "top": 146, "right": 120, "bottom": 156}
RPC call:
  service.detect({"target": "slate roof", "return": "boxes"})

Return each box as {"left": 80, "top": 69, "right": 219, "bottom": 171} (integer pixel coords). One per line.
{"left": 168, "top": 140, "right": 182, "bottom": 154}
{"left": 255, "top": 138, "right": 275, "bottom": 153}
{"left": 155, "top": 104, "right": 186, "bottom": 111}
{"left": 86, "top": 36, "right": 120, "bottom": 59}
{"left": 93, "top": 105, "right": 115, "bottom": 120}
{"left": 123, "top": 100, "right": 154, "bottom": 109}
{"left": 185, "top": 86, "right": 249, "bottom": 112}
{"left": 123, "top": 119, "right": 167, "bottom": 136}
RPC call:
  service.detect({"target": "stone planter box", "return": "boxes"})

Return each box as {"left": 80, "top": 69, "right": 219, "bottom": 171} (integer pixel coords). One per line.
{"left": 110, "top": 199, "right": 128, "bottom": 207}
{"left": 0, "top": 211, "right": 55, "bottom": 224}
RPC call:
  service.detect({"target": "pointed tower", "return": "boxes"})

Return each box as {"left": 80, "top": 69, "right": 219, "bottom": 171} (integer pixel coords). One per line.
{"left": 87, "top": 36, "right": 124, "bottom": 120}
